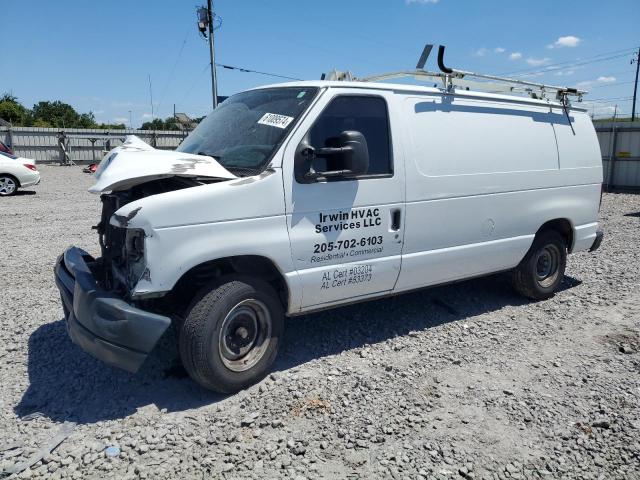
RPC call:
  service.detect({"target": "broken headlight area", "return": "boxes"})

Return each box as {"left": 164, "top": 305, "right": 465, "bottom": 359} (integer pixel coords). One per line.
{"left": 93, "top": 177, "right": 202, "bottom": 295}
{"left": 115, "top": 227, "right": 147, "bottom": 292}
{"left": 97, "top": 222, "right": 146, "bottom": 295}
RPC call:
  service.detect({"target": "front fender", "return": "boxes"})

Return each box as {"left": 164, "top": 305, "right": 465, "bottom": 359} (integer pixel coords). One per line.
{"left": 132, "top": 214, "right": 299, "bottom": 305}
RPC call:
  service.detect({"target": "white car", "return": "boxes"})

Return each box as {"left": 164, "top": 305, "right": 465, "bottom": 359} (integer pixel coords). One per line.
{"left": 0, "top": 151, "right": 40, "bottom": 196}
{"left": 55, "top": 57, "right": 604, "bottom": 393}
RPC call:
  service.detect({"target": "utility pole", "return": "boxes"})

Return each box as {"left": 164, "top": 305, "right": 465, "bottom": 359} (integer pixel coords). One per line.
{"left": 148, "top": 74, "right": 154, "bottom": 119}
{"left": 197, "top": 2, "right": 219, "bottom": 109}
{"left": 128, "top": 110, "right": 132, "bottom": 129}
{"left": 632, "top": 47, "right": 639, "bottom": 122}
{"left": 207, "top": 0, "right": 218, "bottom": 109}
{"left": 606, "top": 105, "right": 619, "bottom": 191}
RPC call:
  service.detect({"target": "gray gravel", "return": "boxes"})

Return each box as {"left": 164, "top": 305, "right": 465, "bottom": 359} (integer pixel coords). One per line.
{"left": 1, "top": 165, "right": 639, "bottom": 480}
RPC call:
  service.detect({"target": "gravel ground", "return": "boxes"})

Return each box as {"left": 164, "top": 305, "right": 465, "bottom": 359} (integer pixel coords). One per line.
{"left": 1, "top": 165, "right": 639, "bottom": 480}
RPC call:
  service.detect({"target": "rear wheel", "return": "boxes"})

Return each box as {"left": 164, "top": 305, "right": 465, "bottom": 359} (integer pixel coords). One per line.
{"left": 512, "top": 230, "right": 567, "bottom": 300}
{"left": 179, "top": 278, "right": 283, "bottom": 393}
{"left": 0, "top": 175, "right": 18, "bottom": 196}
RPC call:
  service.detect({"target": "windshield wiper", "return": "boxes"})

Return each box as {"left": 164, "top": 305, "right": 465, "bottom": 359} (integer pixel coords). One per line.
{"left": 195, "top": 153, "right": 260, "bottom": 177}
{"left": 225, "top": 166, "right": 262, "bottom": 177}
{"left": 196, "top": 151, "right": 221, "bottom": 160}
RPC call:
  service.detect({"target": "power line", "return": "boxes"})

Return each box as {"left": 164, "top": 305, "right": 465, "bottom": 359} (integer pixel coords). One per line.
{"left": 589, "top": 80, "right": 637, "bottom": 89}
{"left": 583, "top": 95, "right": 633, "bottom": 102}
{"left": 499, "top": 47, "right": 637, "bottom": 77}
{"left": 582, "top": 100, "right": 632, "bottom": 106}
{"left": 176, "top": 61, "right": 303, "bottom": 115}
{"left": 597, "top": 68, "right": 639, "bottom": 77}
{"left": 501, "top": 47, "right": 637, "bottom": 75}
{"left": 178, "top": 63, "right": 211, "bottom": 106}
{"left": 157, "top": 28, "right": 191, "bottom": 115}
{"left": 510, "top": 52, "right": 635, "bottom": 78}
{"left": 583, "top": 100, "right": 621, "bottom": 105}
{"left": 216, "top": 63, "right": 302, "bottom": 81}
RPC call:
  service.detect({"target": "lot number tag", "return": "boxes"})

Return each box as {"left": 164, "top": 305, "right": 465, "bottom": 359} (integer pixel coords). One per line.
{"left": 258, "top": 112, "right": 294, "bottom": 129}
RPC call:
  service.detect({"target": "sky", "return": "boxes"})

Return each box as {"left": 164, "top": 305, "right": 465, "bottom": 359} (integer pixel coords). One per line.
{"left": 2, "top": 0, "right": 639, "bottom": 127}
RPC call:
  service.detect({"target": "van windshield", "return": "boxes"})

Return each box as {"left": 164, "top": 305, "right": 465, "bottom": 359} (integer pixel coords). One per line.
{"left": 177, "top": 87, "right": 319, "bottom": 176}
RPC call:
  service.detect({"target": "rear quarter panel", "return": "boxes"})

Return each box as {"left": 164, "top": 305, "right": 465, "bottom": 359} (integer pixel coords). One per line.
{"left": 395, "top": 94, "right": 601, "bottom": 291}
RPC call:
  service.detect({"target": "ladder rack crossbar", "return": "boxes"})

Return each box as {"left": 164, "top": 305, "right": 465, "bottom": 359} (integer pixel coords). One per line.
{"left": 359, "top": 69, "right": 586, "bottom": 101}
{"left": 323, "top": 44, "right": 586, "bottom": 102}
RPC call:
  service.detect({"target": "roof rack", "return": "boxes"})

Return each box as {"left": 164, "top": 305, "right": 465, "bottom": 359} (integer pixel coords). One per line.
{"left": 326, "top": 44, "right": 586, "bottom": 104}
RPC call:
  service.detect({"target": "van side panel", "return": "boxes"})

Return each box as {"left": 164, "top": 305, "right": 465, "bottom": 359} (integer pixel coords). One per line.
{"left": 395, "top": 94, "right": 601, "bottom": 292}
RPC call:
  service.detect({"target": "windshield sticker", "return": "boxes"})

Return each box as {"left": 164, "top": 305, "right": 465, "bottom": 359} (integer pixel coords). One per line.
{"left": 258, "top": 112, "right": 294, "bottom": 129}
{"left": 297, "top": 91, "right": 306, "bottom": 98}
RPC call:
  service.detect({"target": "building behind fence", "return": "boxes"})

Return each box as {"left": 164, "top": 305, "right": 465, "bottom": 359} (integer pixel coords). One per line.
{"left": 0, "top": 127, "right": 189, "bottom": 165}
{"left": 2, "top": 123, "right": 640, "bottom": 191}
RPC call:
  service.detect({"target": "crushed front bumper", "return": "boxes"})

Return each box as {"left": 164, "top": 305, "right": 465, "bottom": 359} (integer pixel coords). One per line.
{"left": 54, "top": 247, "right": 171, "bottom": 373}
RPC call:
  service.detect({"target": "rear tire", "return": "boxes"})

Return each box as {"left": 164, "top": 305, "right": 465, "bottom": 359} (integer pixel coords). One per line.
{"left": 0, "top": 175, "right": 18, "bottom": 196}
{"left": 179, "top": 278, "right": 283, "bottom": 393}
{"left": 512, "top": 230, "right": 567, "bottom": 300}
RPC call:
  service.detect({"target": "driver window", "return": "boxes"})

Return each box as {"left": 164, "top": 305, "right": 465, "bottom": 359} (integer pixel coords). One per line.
{"left": 308, "top": 96, "right": 392, "bottom": 175}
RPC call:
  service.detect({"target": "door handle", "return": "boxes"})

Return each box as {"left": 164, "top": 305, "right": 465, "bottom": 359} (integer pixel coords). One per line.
{"left": 390, "top": 209, "right": 402, "bottom": 231}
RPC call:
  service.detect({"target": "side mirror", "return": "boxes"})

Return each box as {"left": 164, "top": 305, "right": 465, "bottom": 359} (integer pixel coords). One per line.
{"left": 295, "top": 130, "right": 369, "bottom": 183}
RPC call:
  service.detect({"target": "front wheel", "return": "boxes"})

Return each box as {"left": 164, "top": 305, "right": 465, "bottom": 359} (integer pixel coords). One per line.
{"left": 511, "top": 230, "right": 567, "bottom": 300}
{"left": 179, "top": 278, "right": 283, "bottom": 393}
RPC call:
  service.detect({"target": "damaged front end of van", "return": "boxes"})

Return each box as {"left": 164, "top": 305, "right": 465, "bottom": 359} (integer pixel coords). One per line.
{"left": 54, "top": 136, "right": 236, "bottom": 372}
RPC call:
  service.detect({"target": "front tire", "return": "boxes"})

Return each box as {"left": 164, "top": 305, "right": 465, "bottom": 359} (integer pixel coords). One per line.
{"left": 0, "top": 175, "right": 18, "bottom": 196}
{"left": 179, "top": 278, "right": 283, "bottom": 393}
{"left": 512, "top": 230, "right": 567, "bottom": 300}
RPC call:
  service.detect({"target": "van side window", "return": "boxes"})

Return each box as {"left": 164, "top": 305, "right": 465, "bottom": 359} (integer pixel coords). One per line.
{"left": 308, "top": 96, "right": 392, "bottom": 176}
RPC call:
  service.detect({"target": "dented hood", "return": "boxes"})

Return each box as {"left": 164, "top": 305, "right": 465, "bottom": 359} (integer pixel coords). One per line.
{"left": 89, "top": 135, "right": 236, "bottom": 193}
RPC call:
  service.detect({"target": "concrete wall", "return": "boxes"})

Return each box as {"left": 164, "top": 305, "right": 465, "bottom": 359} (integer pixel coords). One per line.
{"left": 0, "top": 127, "right": 189, "bottom": 164}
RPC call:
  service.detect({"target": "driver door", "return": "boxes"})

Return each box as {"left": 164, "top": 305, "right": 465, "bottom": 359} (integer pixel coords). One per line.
{"left": 282, "top": 89, "right": 405, "bottom": 310}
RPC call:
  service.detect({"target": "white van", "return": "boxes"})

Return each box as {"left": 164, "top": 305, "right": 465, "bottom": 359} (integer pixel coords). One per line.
{"left": 55, "top": 70, "right": 603, "bottom": 392}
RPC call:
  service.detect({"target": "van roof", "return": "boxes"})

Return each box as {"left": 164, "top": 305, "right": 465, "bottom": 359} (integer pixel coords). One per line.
{"left": 252, "top": 80, "right": 589, "bottom": 112}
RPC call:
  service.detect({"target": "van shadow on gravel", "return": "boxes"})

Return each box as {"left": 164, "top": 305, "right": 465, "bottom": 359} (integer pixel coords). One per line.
{"left": 15, "top": 319, "right": 224, "bottom": 425}
{"left": 275, "top": 273, "right": 580, "bottom": 370}
{"left": 16, "top": 273, "right": 581, "bottom": 425}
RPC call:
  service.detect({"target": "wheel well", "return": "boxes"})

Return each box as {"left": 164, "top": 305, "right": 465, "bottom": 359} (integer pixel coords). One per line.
{"left": 165, "top": 255, "right": 289, "bottom": 316}
{"left": 537, "top": 219, "right": 573, "bottom": 251}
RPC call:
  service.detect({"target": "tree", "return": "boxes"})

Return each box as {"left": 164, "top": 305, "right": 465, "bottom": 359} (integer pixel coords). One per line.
{"left": 0, "top": 93, "right": 184, "bottom": 130}
{"left": 0, "top": 93, "right": 28, "bottom": 124}
{"left": 97, "top": 122, "right": 126, "bottom": 130}
{"left": 31, "top": 101, "right": 98, "bottom": 129}
{"left": 140, "top": 118, "right": 165, "bottom": 130}
{"left": 164, "top": 116, "right": 180, "bottom": 130}
{"left": 140, "top": 116, "right": 181, "bottom": 131}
